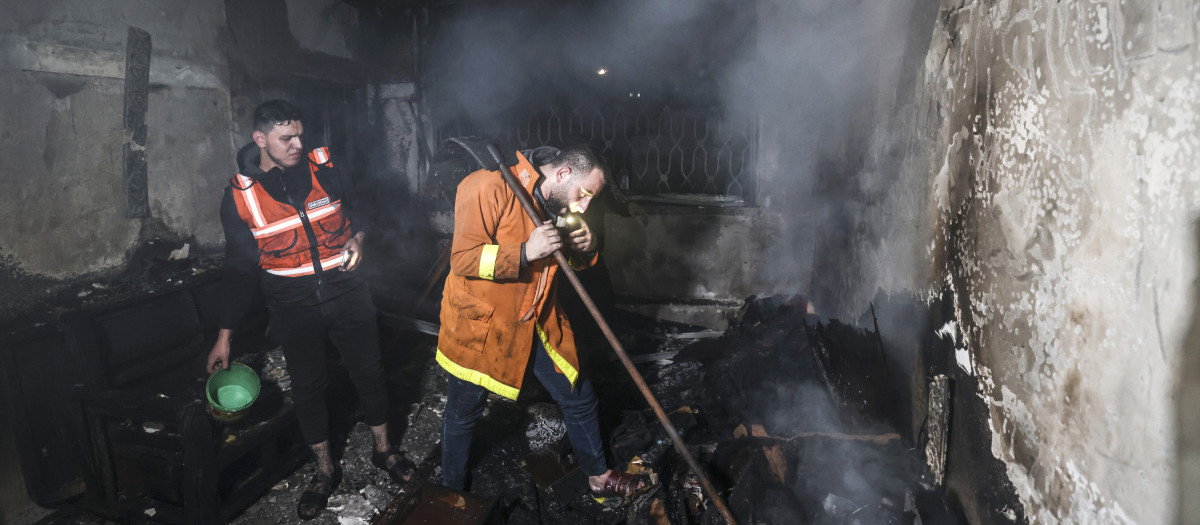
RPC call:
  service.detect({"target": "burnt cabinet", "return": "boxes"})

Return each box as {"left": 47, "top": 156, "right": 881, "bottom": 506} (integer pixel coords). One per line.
{"left": 0, "top": 324, "right": 88, "bottom": 506}
{"left": 1, "top": 276, "right": 304, "bottom": 524}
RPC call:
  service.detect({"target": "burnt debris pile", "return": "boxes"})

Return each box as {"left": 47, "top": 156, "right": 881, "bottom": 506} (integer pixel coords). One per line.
{"left": 398, "top": 295, "right": 965, "bottom": 525}
{"left": 9, "top": 293, "right": 966, "bottom": 524}
{"left": 604, "top": 295, "right": 959, "bottom": 524}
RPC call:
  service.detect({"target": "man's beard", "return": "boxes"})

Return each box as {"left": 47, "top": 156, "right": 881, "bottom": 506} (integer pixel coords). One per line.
{"left": 544, "top": 183, "right": 572, "bottom": 216}
{"left": 267, "top": 147, "right": 300, "bottom": 169}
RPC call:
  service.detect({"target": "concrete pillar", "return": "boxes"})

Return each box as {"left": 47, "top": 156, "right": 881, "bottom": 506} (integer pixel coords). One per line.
{"left": 377, "top": 82, "right": 422, "bottom": 196}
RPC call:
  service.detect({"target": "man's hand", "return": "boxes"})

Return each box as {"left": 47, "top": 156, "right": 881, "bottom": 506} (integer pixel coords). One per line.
{"left": 568, "top": 218, "right": 595, "bottom": 253}
{"left": 207, "top": 329, "right": 233, "bottom": 373}
{"left": 525, "top": 222, "right": 563, "bottom": 260}
{"left": 340, "top": 232, "right": 365, "bottom": 271}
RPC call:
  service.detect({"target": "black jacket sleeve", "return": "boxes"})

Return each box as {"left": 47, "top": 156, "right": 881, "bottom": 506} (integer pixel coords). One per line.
{"left": 315, "top": 160, "right": 371, "bottom": 237}
{"left": 218, "top": 187, "right": 262, "bottom": 330}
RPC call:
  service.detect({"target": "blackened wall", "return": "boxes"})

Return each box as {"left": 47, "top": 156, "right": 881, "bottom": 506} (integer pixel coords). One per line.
{"left": 0, "top": 0, "right": 392, "bottom": 520}
{"left": 758, "top": 0, "right": 1200, "bottom": 523}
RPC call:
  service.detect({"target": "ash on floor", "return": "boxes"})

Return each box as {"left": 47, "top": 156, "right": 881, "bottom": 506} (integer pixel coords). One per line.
{"left": 31, "top": 298, "right": 965, "bottom": 525}
{"left": 231, "top": 348, "right": 449, "bottom": 525}
{"left": 229, "top": 422, "right": 398, "bottom": 525}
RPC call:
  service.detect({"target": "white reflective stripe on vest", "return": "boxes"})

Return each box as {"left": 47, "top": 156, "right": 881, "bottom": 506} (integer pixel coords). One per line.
{"left": 265, "top": 252, "right": 347, "bottom": 277}
{"left": 237, "top": 174, "right": 267, "bottom": 228}
{"left": 313, "top": 148, "right": 329, "bottom": 164}
{"left": 250, "top": 202, "right": 341, "bottom": 238}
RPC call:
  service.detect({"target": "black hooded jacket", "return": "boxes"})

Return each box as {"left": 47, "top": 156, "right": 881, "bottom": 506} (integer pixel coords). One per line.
{"left": 218, "top": 142, "right": 369, "bottom": 330}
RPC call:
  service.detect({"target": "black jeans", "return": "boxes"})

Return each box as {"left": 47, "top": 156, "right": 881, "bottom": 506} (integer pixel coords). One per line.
{"left": 270, "top": 283, "right": 387, "bottom": 445}
{"left": 441, "top": 337, "right": 607, "bottom": 490}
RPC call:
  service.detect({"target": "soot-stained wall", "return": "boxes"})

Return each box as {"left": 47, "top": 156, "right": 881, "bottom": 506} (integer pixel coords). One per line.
{"left": 791, "top": 0, "right": 1200, "bottom": 523}
{"left": 609, "top": 0, "right": 1197, "bottom": 522}
{"left": 603, "top": 208, "right": 784, "bottom": 328}
{"left": 0, "top": 1, "right": 235, "bottom": 286}
{"left": 0, "top": 0, "right": 376, "bottom": 316}
{"left": 0, "top": 0, "right": 374, "bottom": 520}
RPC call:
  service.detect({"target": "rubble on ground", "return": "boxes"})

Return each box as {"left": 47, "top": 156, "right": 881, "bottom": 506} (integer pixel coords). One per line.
{"left": 230, "top": 422, "right": 402, "bottom": 525}
{"left": 31, "top": 296, "right": 964, "bottom": 524}
{"left": 370, "top": 296, "right": 964, "bottom": 524}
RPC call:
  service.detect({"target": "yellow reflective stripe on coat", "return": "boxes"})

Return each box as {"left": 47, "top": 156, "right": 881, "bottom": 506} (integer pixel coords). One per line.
{"left": 536, "top": 324, "right": 578, "bottom": 386}
{"left": 436, "top": 348, "right": 519, "bottom": 400}
{"left": 479, "top": 244, "right": 499, "bottom": 280}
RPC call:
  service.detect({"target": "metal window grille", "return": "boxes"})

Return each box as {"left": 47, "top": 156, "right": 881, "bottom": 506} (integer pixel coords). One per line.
{"left": 436, "top": 104, "right": 756, "bottom": 204}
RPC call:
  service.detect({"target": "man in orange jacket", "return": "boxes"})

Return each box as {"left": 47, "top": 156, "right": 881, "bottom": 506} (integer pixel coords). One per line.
{"left": 437, "top": 144, "right": 647, "bottom": 497}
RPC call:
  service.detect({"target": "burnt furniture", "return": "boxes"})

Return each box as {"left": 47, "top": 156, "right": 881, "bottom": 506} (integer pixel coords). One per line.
{"left": 65, "top": 278, "right": 311, "bottom": 524}
{"left": 0, "top": 322, "right": 90, "bottom": 507}
{"left": 0, "top": 275, "right": 309, "bottom": 524}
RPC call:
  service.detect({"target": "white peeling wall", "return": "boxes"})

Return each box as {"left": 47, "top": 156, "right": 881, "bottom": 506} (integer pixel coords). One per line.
{"left": 842, "top": 0, "right": 1200, "bottom": 522}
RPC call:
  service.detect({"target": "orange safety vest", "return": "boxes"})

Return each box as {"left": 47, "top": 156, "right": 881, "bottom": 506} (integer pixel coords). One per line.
{"left": 230, "top": 147, "right": 352, "bottom": 277}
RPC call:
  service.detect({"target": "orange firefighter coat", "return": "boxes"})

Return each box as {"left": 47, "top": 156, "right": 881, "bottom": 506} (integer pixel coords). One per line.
{"left": 436, "top": 151, "right": 598, "bottom": 400}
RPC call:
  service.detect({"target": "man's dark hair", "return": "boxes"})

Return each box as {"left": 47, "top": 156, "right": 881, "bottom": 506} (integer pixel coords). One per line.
{"left": 551, "top": 144, "right": 606, "bottom": 180}
{"left": 253, "top": 100, "right": 303, "bottom": 133}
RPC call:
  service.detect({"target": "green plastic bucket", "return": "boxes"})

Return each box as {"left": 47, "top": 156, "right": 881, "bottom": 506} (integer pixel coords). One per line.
{"left": 206, "top": 363, "right": 261, "bottom": 423}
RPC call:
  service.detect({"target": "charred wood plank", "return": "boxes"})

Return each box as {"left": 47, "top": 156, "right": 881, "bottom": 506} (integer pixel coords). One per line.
{"left": 733, "top": 423, "right": 900, "bottom": 445}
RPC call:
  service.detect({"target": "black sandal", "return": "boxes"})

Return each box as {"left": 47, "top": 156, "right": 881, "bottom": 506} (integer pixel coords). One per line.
{"left": 371, "top": 447, "right": 416, "bottom": 486}
{"left": 297, "top": 466, "right": 341, "bottom": 520}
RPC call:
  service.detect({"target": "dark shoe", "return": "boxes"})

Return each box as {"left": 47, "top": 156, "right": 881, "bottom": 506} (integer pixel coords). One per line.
{"left": 371, "top": 447, "right": 416, "bottom": 486}
{"left": 297, "top": 466, "right": 341, "bottom": 520}
{"left": 593, "top": 471, "right": 652, "bottom": 498}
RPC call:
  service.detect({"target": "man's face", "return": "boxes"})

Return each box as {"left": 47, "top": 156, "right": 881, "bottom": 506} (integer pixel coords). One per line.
{"left": 254, "top": 120, "right": 304, "bottom": 170}
{"left": 546, "top": 166, "right": 605, "bottom": 216}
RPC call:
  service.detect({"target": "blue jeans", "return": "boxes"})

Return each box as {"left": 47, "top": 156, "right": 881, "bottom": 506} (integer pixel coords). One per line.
{"left": 441, "top": 337, "right": 608, "bottom": 490}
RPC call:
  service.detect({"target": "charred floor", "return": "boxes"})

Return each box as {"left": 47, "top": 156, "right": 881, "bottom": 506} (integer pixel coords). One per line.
{"left": 9, "top": 266, "right": 967, "bottom": 525}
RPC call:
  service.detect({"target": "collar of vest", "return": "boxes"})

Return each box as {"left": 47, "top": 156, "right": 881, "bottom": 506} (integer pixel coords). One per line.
{"left": 234, "top": 146, "right": 331, "bottom": 183}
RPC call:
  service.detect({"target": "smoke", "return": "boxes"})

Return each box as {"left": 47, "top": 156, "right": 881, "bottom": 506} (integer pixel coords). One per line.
{"left": 761, "top": 380, "right": 843, "bottom": 434}
{"left": 425, "top": 0, "right": 938, "bottom": 312}
{"left": 419, "top": 2, "right": 943, "bottom": 513}
{"left": 719, "top": 0, "right": 939, "bottom": 313}
{"left": 425, "top": 0, "right": 750, "bottom": 125}
{"left": 716, "top": 3, "right": 942, "bottom": 514}
{"left": 422, "top": 0, "right": 941, "bottom": 317}
{"left": 746, "top": 342, "right": 915, "bottom": 516}
{"left": 723, "top": 0, "right": 885, "bottom": 171}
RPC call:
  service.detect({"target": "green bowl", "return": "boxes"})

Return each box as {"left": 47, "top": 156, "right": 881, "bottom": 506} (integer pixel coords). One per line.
{"left": 206, "top": 363, "right": 261, "bottom": 423}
